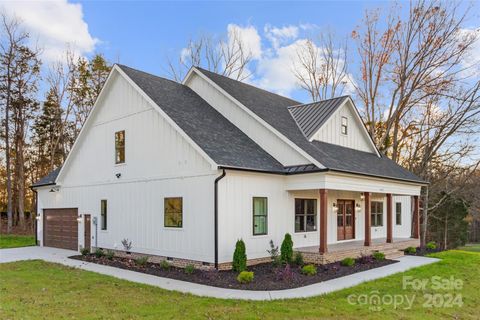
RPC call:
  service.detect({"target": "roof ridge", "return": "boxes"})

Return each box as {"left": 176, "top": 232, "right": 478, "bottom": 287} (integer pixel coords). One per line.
{"left": 116, "top": 64, "right": 182, "bottom": 86}
{"left": 287, "top": 95, "right": 350, "bottom": 109}
{"left": 194, "top": 66, "right": 301, "bottom": 105}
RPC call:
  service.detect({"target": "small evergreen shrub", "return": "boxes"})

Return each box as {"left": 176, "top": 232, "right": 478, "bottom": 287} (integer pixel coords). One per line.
{"left": 341, "top": 257, "right": 355, "bottom": 267}
{"left": 80, "top": 247, "right": 90, "bottom": 256}
{"left": 405, "top": 246, "right": 417, "bottom": 254}
{"left": 232, "top": 239, "right": 247, "bottom": 272}
{"left": 301, "top": 264, "right": 317, "bottom": 276}
{"left": 372, "top": 252, "right": 385, "bottom": 261}
{"left": 94, "top": 248, "right": 104, "bottom": 258}
{"left": 237, "top": 271, "right": 254, "bottom": 284}
{"left": 280, "top": 233, "right": 293, "bottom": 264}
{"left": 184, "top": 264, "right": 195, "bottom": 274}
{"left": 105, "top": 250, "right": 115, "bottom": 260}
{"left": 267, "top": 240, "right": 280, "bottom": 266}
{"left": 426, "top": 242, "right": 437, "bottom": 250}
{"left": 160, "top": 260, "right": 171, "bottom": 270}
{"left": 135, "top": 256, "right": 148, "bottom": 266}
{"left": 293, "top": 252, "right": 304, "bottom": 266}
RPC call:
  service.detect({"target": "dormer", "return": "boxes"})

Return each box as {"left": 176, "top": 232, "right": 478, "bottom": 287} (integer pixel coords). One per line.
{"left": 288, "top": 96, "right": 379, "bottom": 155}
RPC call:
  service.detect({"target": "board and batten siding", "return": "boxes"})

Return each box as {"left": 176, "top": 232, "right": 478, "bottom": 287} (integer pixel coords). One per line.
{"left": 37, "top": 71, "right": 218, "bottom": 262}
{"left": 310, "top": 101, "right": 377, "bottom": 154}
{"left": 185, "top": 72, "right": 310, "bottom": 167}
{"left": 216, "top": 170, "right": 413, "bottom": 264}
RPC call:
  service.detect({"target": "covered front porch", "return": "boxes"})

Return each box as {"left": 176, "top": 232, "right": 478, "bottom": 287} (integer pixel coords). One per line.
{"left": 287, "top": 171, "right": 422, "bottom": 264}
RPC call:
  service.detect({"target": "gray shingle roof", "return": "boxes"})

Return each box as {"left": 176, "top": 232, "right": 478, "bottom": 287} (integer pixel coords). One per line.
{"left": 196, "top": 67, "right": 425, "bottom": 183}
{"left": 32, "top": 167, "right": 61, "bottom": 187}
{"left": 288, "top": 97, "right": 348, "bottom": 139}
{"left": 118, "top": 65, "right": 285, "bottom": 173}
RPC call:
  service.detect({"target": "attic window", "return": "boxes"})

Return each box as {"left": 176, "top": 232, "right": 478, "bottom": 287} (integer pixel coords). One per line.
{"left": 341, "top": 117, "right": 348, "bottom": 135}
{"left": 115, "top": 130, "right": 125, "bottom": 164}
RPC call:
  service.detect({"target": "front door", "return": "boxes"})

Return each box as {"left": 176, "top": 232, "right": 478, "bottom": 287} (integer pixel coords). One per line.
{"left": 84, "top": 214, "right": 91, "bottom": 250}
{"left": 337, "top": 200, "right": 355, "bottom": 240}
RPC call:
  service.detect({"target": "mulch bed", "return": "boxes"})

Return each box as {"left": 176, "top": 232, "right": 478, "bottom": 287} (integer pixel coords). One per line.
{"left": 70, "top": 254, "right": 397, "bottom": 291}
{"left": 404, "top": 246, "right": 444, "bottom": 257}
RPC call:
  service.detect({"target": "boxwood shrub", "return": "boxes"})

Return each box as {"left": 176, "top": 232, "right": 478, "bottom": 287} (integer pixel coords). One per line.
{"left": 301, "top": 264, "right": 317, "bottom": 276}
{"left": 340, "top": 257, "right": 355, "bottom": 267}
{"left": 237, "top": 271, "right": 254, "bottom": 283}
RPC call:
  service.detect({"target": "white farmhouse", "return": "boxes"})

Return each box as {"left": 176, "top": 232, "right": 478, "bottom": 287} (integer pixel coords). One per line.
{"left": 33, "top": 65, "right": 426, "bottom": 269}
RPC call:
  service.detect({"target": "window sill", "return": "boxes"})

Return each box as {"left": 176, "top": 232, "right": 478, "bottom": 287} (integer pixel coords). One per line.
{"left": 163, "top": 227, "right": 184, "bottom": 231}
{"left": 114, "top": 163, "right": 126, "bottom": 167}
{"left": 294, "top": 230, "right": 317, "bottom": 234}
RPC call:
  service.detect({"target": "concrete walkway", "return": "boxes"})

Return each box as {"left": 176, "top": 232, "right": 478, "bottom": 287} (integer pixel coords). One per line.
{"left": 0, "top": 246, "right": 440, "bottom": 301}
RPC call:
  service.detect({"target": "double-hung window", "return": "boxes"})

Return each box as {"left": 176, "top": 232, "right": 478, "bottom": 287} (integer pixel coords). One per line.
{"left": 295, "top": 199, "right": 317, "bottom": 232}
{"left": 252, "top": 197, "right": 268, "bottom": 235}
{"left": 101, "top": 199, "right": 107, "bottom": 230}
{"left": 371, "top": 201, "right": 384, "bottom": 227}
{"left": 396, "top": 202, "right": 402, "bottom": 225}
{"left": 164, "top": 197, "right": 183, "bottom": 228}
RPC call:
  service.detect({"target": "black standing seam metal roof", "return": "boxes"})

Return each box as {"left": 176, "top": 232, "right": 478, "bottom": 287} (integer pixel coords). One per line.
{"left": 288, "top": 97, "right": 348, "bottom": 139}
{"left": 32, "top": 65, "right": 426, "bottom": 187}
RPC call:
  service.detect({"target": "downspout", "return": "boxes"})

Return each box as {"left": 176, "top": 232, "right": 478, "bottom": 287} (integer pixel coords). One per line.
{"left": 214, "top": 169, "right": 226, "bottom": 270}
{"left": 32, "top": 188, "right": 38, "bottom": 245}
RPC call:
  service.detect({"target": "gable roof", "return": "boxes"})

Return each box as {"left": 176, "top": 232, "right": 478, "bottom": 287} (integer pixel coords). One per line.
{"left": 33, "top": 65, "right": 426, "bottom": 187}
{"left": 288, "top": 96, "right": 348, "bottom": 139}
{"left": 116, "top": 65, "right": 286, "bottom": 173}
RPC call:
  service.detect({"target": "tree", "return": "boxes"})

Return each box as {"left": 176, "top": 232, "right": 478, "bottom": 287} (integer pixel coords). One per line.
{"left": 292, "top": 32, "right": 349, "bottom": 101}
{"left": 280, "top": 233, "right": 293, "bottom": 264}
{"left": 167, "top": 29, "right": 255, "bottom": 82}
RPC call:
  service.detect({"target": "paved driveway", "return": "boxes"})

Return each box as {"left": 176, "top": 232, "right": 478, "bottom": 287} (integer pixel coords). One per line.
{"left": 0, "top": 246, "right": 440, "bottom": 300}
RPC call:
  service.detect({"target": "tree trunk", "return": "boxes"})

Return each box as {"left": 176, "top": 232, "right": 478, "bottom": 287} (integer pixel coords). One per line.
{"left": 17, "top": 132, "right": 25, "bottom": 231}
{"left": 444, "top": 215, "right": 448, "bottom": 250}
{"left": 5, "top": 68, "right": 13, "bottom": 234}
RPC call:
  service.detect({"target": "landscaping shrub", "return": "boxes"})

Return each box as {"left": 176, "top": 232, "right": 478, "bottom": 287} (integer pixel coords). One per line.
{"left": 357, "top": 253, "right": 374, "bottom": 264}
{"left": 94, "top": 248, "right": 104, "bottom": 258}
{"left": 121, "top": 238, "right": 132, "bottom": 252}
{"left": 280, "top": 233, "right": 293, "bottom": 264}
{"left": 267, "top": 240, "right": 280, "bottom": 266}
{"left": 80, "top": 247, "right": 90, "bottom": 256}
{"left": 426, "top": 241, "right": 437, "bottom": 250}
{"left": 340, "top": 257, "right": 355, "bottom": 267}
{"left": 236, "top": 271, "right": 254, "bottom": 284}
{"left": 301, "top": 264, "right": 317, "bottom": 276}
{"left": 184, "top": 264, "right": 195, "bottom": 274}
{"left": 105, "top": 250, "right": 115, "bottom": 260}
{"left": 160, "top": 260, "right": 171, "bottom": 270}
{"left": 275, "top": 263, "right": 295, "bottom": 281}
{"left": 405, "top": 246, "right": 417, "bottom": 254}
{"left": 232, "top": 239, "right": 247, "bottom": 272}
{"left": 372, "top": 252, "right": 385, "bottom": 261}
{"left": 135, "top": 256, "right": 148, "bottom": 266}
{"left": 293, "top": 251, "right": 304, "bottom": 266}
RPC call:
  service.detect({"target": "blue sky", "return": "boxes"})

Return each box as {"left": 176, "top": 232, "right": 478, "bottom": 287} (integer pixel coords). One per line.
{"left": 3, "top": 0, "right": 479, "bottom": 103}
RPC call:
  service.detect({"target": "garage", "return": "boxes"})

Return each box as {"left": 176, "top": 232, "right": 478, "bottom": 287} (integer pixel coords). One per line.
{"left": 43, "top": 208, "right": 78, "bottom": 250}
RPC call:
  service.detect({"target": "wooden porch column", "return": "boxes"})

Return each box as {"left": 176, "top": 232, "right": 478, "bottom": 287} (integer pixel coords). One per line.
{"left": 364, "top": 192, "right": 371, "bottom": 246}
{"left": 412, "top": 195, "right": 420, "bottom": 239}
{"left": 386, "top": 193, "right": 393, "bottom": 243}
{"left": 319, "top": 189, "right": 328, "bottom": 254}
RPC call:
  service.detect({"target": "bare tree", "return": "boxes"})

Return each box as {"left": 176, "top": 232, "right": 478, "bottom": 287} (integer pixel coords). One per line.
{"left": 0, "top": 13, "right": 28, "bottom": 232}
{"left": 167, "top": 29, "right": 254, "bottom": 82}
{"left": 293, "top": 32, "right": 349, "bottom": 101}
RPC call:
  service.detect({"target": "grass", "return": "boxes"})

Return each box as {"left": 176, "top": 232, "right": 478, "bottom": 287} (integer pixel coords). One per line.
{"left": 0, "top": 234, "right": 35, "bottom": 248}
{"left": 0, "top": 250, "right": 478, "bottom": 319}
{"left": 457, "top": 243, "right": 480, "bottom": 252}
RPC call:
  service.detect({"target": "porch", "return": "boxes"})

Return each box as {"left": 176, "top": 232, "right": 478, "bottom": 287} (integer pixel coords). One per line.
{"left": 296, "top": 237, "right": 420, "bottom": 264}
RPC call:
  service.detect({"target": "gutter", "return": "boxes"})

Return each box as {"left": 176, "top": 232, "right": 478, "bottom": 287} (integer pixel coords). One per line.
{"left": 214, "top": 169, "right": 226, "bottom": 270}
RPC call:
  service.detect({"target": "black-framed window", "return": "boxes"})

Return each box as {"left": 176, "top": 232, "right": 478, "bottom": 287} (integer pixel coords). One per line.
{"left": 371, "top": 201, "right": 383, "bottom": 227}
{"left": 253, "top": 197, "right": 268, "bottom": 235}
{"left": 341, "top": 116, "right": 348, "bottom": 135}
{"left": 164, "top": 197, "right": 183, "bottom": 228}
{"left": 115, "top": 130, "right": 125, "bottom": 164}
{"left": 396, "top": 202, "right": 402, "bottom": 225}
{"left": 101, "top": 199, "right": 107, "bottom": 230}
{"left": 295, "top": 199, "right": 317, "bottom": 232}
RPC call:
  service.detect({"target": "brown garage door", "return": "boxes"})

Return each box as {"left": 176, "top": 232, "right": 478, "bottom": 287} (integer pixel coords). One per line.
{"left": 43, "top": 208, "right": 78, "bottom": 250}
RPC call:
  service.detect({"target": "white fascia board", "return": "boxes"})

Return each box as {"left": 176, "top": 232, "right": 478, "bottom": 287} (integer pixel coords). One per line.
{"left": 184, "top": 67, "right": 326, "bottom": 169}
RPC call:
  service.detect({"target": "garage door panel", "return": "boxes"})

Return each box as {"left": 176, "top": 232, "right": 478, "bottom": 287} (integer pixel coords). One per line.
{"left": 44, "top": 208, "right": 78, "bottom": 250}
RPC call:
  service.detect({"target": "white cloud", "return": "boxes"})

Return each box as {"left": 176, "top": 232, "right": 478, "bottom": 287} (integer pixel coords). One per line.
{"left": 264, "top": 24, "right": 299, "bottom": 49}
{"left": 227, "top": 24, "right": 262, "bottom": 59}
{"left": 2, "top": 0, "right": 98, "bottom": 62}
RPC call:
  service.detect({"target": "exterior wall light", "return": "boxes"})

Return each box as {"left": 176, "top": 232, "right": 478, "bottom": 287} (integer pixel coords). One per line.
{"left": 49, "top": 186, "right": 60, "bottom": 192}
{"left": 355, "top": 203, "right": 361, "bottom": 211}
{"left": 332, "top": 203, "right": 338, "bottom": 212}
{"left": 360, "top": 193, "right": 365, "bottom": 201}
{"left": 35, "top": 214, "right": 41, "bottom": 221}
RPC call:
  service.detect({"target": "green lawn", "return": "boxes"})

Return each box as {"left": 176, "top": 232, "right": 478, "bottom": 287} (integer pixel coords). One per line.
{"left": 0, "top": 250, "right": 478, "bottom": 319}
{"left": 457, "top": 243, "right": 480, "bottom": 252}
{"left": 0, "top": 234, "right": 35, "bottom": 248}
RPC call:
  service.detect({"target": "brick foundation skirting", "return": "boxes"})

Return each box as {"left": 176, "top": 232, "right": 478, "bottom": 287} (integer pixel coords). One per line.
{"left": 91, "top": 247, "right": 215, "bottom": 270}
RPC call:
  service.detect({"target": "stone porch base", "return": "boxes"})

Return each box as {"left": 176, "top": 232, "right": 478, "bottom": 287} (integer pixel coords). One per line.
{"left": 296, "top": 238, "right": 420, "bottom": 264}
